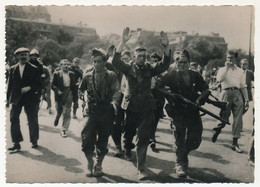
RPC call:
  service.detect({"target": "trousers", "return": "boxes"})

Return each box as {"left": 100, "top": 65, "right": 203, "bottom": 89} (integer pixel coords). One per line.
{"left": 220, "top": 89, "right": 244, "bottom": 138}
{"left": 10, "top": 97, "right": 39, "bottom": 143}
{"left": 55, "top": 89, "right": 73, "bottom": 131}
{"left": 172, "top": 106, "right": 202, "bottom": 167}
{"left": 124, "top": 110, "right": 154, "bottom": 171}
{"left": 81, "top": 105, "right": 114, "bottom": 159}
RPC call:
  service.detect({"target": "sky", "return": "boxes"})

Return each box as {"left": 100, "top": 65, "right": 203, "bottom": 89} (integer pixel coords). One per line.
{"left": 47, "top": 5, "right": 254, "bottom": 52}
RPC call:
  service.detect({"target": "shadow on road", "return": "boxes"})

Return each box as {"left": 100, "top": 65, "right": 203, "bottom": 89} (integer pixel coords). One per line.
{"left": 190, "top": 150, "right": 230, "bottom": 164}
{"left": 187, "top": 167, "right": 241, "bottom": 183}
{"left": 96, "top": 173, "right": 136, "bottom": 183}
{"left": 39, "top": 124, "right": 82, "bottom": 143}
{"left": 18, "top": 146, "right": 84, "bottom": 173}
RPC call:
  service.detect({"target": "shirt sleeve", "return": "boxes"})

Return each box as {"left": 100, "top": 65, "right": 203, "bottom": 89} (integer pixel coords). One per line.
{"left": 216, "top": 67, "right": 226, "bottom": 82}
{"left": 112, "top": 52, "right": 131, "bottom": 75}
{"left": 151, "top": 52, "right": 171, "bottom": 76}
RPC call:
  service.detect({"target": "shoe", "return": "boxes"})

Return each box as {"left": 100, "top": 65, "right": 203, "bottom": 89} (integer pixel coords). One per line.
{"left": 54, "top": 118, "right": 59, "bottom": 127}
{"left": 93, "top": 166, "right": 103, "bottom": 177}
{"left": 8, "top": 143, "right": 21, "bottom": 151}
{"left": 124, "top": 149, "right": 132, "bottom": 161}
{"left": 31, "top": 142, "right": 38, "bottom": 149}
{"left": 232, "top": 144, "right": 242, "bottom": 153}
{"left": 150, "top": 142, "right": 156, "bottom": 150}
{"left": 86, "top": 168, "right": 93, "bottom": 177}
{"left": 175, "top": 165, "right": 187, "bottom": 178}
{"left": 73, "top": 114, "right": 77, "bottom": 119}
{"left": 114, "top": 148, "right": 124, "bottom": 157}
{"left": 138, "top": 170, "right": 148, "bottom": 180}
{"left": 61, "top": 130, "right": 67, "bottom": 138}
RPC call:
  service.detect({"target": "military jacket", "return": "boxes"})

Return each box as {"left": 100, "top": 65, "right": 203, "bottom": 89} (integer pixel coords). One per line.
{"left": 79, "top": 69, "right": 119, "bottom": 106}
{"left": 112, "top": 52, "right": 171, "bottom": 112}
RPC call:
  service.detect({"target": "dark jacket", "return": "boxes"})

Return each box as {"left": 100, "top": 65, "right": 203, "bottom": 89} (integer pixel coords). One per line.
{"left": 245, "top": 70, "right": 254, "bottom": 101}
{"left": 7, "top": 62, "right": 41, "bottom": 105}
{"left": 112, "top": 52, "right": 171, "bottom": 112}
{"left": 159, "top": 70, "right": 209, "bottom": 105}
{"left": 51, "top": 70, "right": 77, "bottom": 103}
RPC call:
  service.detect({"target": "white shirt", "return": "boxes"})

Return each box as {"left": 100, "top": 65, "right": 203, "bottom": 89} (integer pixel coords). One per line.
{"left": 216, "top": 65, "right": 246, "bottom": 89}
{"left": 19, "top": 63, "right": 25, "bottom": 79}
{"left": 62, "top": 72, "right": 70, "bottom": 87}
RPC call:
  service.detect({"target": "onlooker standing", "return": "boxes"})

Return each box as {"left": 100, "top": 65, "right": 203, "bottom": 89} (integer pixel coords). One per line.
{"left": 216, "top": 51, "right": 249, "bottom": 153}
{"left": 7, "top": 47, "right": 41, "bottom": 150}
{"left": 51, "top": 59, "right": 77, "bottom": 138}
{"left": 240, "top": 59, "right": 254, "bottom": 102}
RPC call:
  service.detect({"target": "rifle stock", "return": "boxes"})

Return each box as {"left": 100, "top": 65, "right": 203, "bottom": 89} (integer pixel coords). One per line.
{"left": 157, "top": 88, "right": 230, "bottom": 125}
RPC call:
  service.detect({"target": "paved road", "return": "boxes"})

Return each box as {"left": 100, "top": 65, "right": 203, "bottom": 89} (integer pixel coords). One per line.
{"left": 5, "top": 94, "right": 255, "bottom": 183}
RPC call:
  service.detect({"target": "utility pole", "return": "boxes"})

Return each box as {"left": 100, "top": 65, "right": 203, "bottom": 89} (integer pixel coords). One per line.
{"left": 248, "top": 6, "right": 253, "bottom": 70}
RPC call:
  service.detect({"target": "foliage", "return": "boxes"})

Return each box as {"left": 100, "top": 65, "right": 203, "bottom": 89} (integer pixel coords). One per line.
{"left": 178, "top": 36, "right": 227, "bottom": 67}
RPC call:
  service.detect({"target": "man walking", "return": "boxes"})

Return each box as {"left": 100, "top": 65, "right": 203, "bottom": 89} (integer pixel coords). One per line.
{"left": 70, "top": 57, "right": 83, "bottom": 118}
{"left": 157, "top": 49, "right": 209, "bottom": 178}
{"left": 216, "top": 51, "right": 249, "bottom": 153}
{"left": 51, "top": 59, "right": 77, "bottom": 137}
{"left": 7, "top": 47, "right": 41, "bottom": 150}
{"left": 112, "top": 27, "right": 171, "bottom": 180}
{"left": 79, "top": 48, "right": 119, "bottom": 177}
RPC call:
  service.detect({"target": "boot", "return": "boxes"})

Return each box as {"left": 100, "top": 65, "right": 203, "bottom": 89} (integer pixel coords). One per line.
{"left": 84, "top": 152, "right": 94, "bottom": 177}
{"left": 93, "top": 155, "right": 105, "bottom": 177}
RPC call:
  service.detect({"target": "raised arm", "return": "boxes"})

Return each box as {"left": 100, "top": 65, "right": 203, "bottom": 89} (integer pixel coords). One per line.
{"left": 112, "top": 27, "right": 132, "bottom": 74}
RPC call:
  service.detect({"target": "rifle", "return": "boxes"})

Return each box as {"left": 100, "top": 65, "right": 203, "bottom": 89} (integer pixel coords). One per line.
{"left": 156, "top": 88, "right": 230, "bottom": 125}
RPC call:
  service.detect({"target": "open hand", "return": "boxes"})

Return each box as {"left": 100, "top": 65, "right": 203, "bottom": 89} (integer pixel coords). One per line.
{"left": 121, "top": 27, "right": 131, "bottom": 43}
{"left": 160, "top": 31, "right": 169, "bottom": 48}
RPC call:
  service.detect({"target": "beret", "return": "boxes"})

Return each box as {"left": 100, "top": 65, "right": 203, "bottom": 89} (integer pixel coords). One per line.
{"left": 179, "top": 49, "right": 190, "bottom": 61}
{"left": 30, "top": 49, "right": 39, "bottom": 56}
{"left": 14, "top": 47, "right": 29, "bottom": 55}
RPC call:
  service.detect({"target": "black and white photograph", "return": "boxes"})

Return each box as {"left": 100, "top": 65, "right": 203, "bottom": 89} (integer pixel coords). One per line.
{"left": 1, "top": 0, "right": 259, "bottom": 185}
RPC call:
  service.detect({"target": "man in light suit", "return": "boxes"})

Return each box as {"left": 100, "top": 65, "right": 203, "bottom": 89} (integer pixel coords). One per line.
{"left": 7, "top": 47, "right": 42, "bottom": 150}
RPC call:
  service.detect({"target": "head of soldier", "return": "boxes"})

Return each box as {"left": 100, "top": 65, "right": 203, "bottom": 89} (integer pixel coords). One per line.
{"left": 173, "top": 50, "right": 181, "bottom": 62}
{"left": 150, "top": 52, "right": 162, "bottom": 63}
{"left": 14, "top": 47, "right": 30, "bottom": 65}
{"left": 60, "top": 59, "right": 70, "bottom": 73}
{"left": 30, "top": 49, "right": 40, "bottom": 61}
{"left": 72, "top": 57, "right": 80, "bottom": 67}
{"left": 226, "top": 50, "right": 238, "bottom": 65}
{"left": 177, "top": 50, "right": 190, "bottom": 72}
{"left": 121, "top": 50, "right": 131, "bottom": 63}
{"left": 134, "top": 46, "right": 147, "bottom": 66}
{"left": 240, "top": 59, "right": 248, "bottom": 70}
{"left": 91, "top": 48, "right": 106, "bottom": 72}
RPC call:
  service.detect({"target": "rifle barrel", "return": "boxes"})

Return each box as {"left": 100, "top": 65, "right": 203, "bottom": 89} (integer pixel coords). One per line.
{"left": 157, "top": 88, "right": 230, "bottom": 125}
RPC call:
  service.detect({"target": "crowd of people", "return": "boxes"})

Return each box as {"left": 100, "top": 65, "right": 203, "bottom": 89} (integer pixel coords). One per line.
{"left": 6, "top": 27, "right": 254, "bottom": 180}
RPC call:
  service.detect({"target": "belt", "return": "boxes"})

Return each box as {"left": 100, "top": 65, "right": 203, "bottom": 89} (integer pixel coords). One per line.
{"left": 224, "top": 87, "right": 238, "bottom": 90}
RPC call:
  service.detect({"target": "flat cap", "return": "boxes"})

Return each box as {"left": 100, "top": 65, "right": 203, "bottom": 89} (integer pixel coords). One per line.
{"left": 60, "top": 59, "right": 70, "bottom": 64}
{"left": 14, "top": 47, "right": 29, "bottom": 55}
{"left": 121, "top": 50, "right": 131, "bottom": 57}
{"left": 134, "top": 46, "right": 147, "bottom": 53}
{"left": 30, "top": 49, "right": 39, "bottom": 56}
